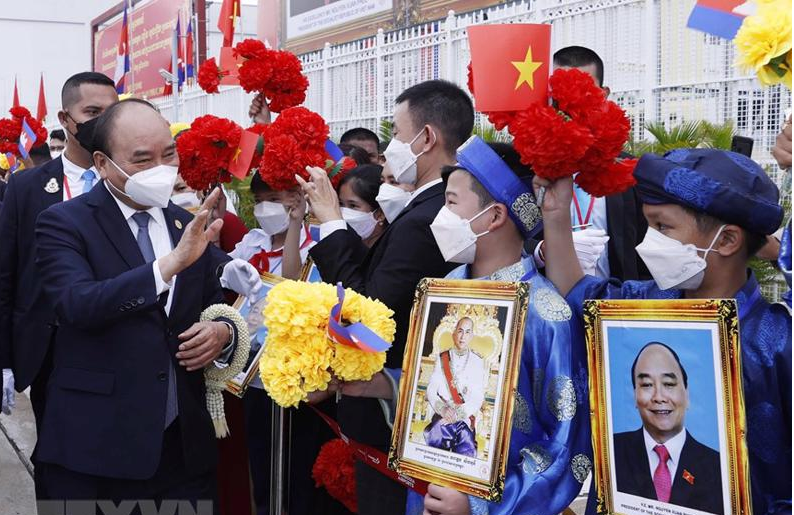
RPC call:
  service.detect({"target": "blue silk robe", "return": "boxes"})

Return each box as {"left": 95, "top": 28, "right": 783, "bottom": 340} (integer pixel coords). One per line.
{"left": 567, "top": 272, "right": 792, "bottom": 515}
{"left": 407, "top": 258, "right": 592, "bottom": 515}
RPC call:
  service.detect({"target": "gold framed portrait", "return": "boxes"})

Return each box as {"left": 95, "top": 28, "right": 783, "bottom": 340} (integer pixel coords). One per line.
{"left": 299, "top": 256, "right": 323, "bottom": 283}
{"left": 389, "top": 278, "right": 530, "bottom": 501}
{"left": 225, "top": 272, "right": 285, "bottom": 397}
{"left": 584, "top": 299, "right": 749, "bottom": 515}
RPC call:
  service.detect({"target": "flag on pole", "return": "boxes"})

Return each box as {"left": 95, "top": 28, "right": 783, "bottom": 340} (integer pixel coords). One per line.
{"left": 163, "top": 61, "right": 174, "bottom": 96}
{"left": 686, "top": 0, "right": 746, "bottom": 40}
{"left": 18, "top": 118, "right": 36, "bottom": 159}
{"left": 114, "top": 3, "right": 131, "bottom": 93}
{"left": 186, "top": 19, "right": 195, "bottom": 80}
{"left": 176, "top": 18, "right": 185, "bottom": 89}
{"left": 218, "top": 0, "right": 241, "bottom": 47}
{"left": 12, "top": 77, "right": 19, "bottom": 108}
{"left": 37, "top": 74, "right": 47, "bottom": 122}
{"left": 467, "top": 24, "right": 551, "bottom": 112}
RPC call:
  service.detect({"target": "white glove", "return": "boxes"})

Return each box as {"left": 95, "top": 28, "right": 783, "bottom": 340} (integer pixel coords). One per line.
{"left": 2, "top": 369, "right": 15, "bottom": 415}
{"left": 573, "top": 228, "right": 609, "bottom": 276}
{"left": 220, "top": 258, "right": 263, "bottom": 302}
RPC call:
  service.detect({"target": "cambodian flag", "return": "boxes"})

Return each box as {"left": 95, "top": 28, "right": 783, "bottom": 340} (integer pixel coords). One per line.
{"left": 687, "top": 0, "right": 747, "bottom": 40}
{"left": 186, "top": 19, "right": 195, "bottom": 80}
{"left": 176, "top": 18, "right": 185, "bottom": 88}
{"left": 18, "top": 118, "right": 36, "bottom": 159}
{"left": 114, "top": 4, "right": 131, "bottom": 93}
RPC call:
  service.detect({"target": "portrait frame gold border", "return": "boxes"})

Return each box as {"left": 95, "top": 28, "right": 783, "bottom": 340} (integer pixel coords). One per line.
{"left": 224, "top": 272, "right": 285, "bottom": 398}
{"left": 388, "top": 277, "right": 530, "bottom": 501}
{"left": 583, "top": 298, "right": 750, "bottom": 515}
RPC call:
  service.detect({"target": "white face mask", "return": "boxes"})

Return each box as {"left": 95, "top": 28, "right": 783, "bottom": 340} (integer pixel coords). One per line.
{"left": 376, "top": 183, "right": 412, "bottom": 223}
{"left": 430, "top": 204, "right": 494, "bottom": 264}
{"left": 383, "top": 129, "right": 431, "bottom": 185}
{"left": 171, "top": 191, "right": 201, "bottom": 209}
{"left": 635, "top": 226, "right": 726, "bottom": 290}
{"left": 51, "top": 151, "right": 63, "bottom": 159}
{"left": 106, "top": 157, "right": 178, "bottom": 209}
{"left": 341, "top": 207, "right": 378, "bottom": 239}
{"left": 254, "top": 201, "right": 290, "bottom": 235}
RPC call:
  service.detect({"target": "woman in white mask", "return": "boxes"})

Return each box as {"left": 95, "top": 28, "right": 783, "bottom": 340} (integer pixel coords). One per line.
{"left": 228, "top": 172, "right": 313, "bottom": 279}
{"left": 338, "top": 164, "right": 388, "bottom": 248}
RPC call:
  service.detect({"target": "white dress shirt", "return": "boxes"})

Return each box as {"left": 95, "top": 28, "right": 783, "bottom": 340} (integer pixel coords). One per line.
{"left": 319, "top": 177, "right": 444, "bottom": 240}
{"left": 643, "top": 427, "right": 686, "bottom": 480}
{"left": 62, "top": 153, "right": 98, "bottom": 201}
{"left": 426, "top": 349, "right": 486, "bottom": 429}
{"left": 229, "top": 227, "right": 314, "bottom": 275}
{"left": 105, "top": 183, "right": 176, "bottom": 314}
{"left": 569, "top": 187, "right": 610, "bottom": 279}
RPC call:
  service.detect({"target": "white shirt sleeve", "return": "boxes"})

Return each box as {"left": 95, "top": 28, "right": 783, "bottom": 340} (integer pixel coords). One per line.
{"left": 152, "top": 259, "right": 175, "bottom": 296}
{"left": 533, "top": 241, "right": 546, "bottom": 268}
{"left": 463, "top": 355, "right": 486, "bottom": 419}
{"left": 319, "top": 220, "right": 348, "bottom": 240}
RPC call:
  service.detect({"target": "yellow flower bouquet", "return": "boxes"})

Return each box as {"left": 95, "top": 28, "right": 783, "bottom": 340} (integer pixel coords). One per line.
{"left": 734, "top": 0, "right": 792, "bottom": 88}
{"left": 259, "top": 280, "right": 396, "bottom": 407}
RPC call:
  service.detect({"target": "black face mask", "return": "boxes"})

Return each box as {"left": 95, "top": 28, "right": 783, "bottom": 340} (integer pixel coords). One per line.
{"left": 69, "top": 114, "right": 101, "bottom": 154}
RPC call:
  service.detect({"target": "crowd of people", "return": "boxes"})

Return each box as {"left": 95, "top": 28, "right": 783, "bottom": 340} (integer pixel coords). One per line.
{"left": 0, "top": 44, "right": 790, "bottom": 515}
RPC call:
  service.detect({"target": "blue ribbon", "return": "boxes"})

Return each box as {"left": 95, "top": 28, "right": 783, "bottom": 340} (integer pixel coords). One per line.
{"left": 327, "top": 283, "right": 392, "bottom": 353}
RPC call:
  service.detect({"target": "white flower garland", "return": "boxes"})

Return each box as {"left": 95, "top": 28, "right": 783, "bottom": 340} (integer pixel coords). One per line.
{"left": 201, "top": 303, "right": 251, "bottom": 438}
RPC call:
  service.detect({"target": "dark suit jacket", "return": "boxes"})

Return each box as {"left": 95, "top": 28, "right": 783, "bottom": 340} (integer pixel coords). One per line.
{"left": 614, "top": 428, "right": 723, "bottom": 515}
{"left": 309, "top": 181, "right": 456, "bottom": 445}
{"left": 0, "top": 158, "right": 65, "bottom": 386}
{"left": 33, "top": 182, "right": 225, "bottom": 480}
{"left": 526, "top": 186, "right": 650, "bottom": 282}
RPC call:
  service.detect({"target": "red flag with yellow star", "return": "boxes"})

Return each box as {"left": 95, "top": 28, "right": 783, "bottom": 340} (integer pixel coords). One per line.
{"left": 228, "top": 130, "right": 259, "bottom": 179}
{"left": 467, "top": 24, "right": 551, "bottom": 112}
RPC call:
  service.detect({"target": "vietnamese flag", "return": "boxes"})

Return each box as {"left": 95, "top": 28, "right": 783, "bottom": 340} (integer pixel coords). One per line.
{"left": 467, "top": 24, "right": 551, "bottom": 112}
{"left": 12, "top": 77, "right": 19, "bottom": 108}
{"left": 37, "top": 74, "right": 47, "bottom": 122}
{"left": 219, "top": 46, "right": 243, "bottom": 86}
{"left": 218, "top": 0, "right": 241, "bottom": 47}
{"left": 228, "top": 130, "right": 259, "bottom": 179}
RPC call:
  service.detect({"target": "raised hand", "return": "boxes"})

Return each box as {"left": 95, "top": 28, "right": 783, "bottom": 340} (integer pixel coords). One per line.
{"left": 295, "top": 166, "right": 343, "bottom": 223}
{"left": 249, "top": 93, "right": 272, "bottom": 125}
{"left": 159, "top": 188, "right": 224, "bottom": 281}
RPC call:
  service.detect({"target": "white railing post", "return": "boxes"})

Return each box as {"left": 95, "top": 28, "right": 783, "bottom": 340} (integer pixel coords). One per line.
{"left": 642, "top": 0, "right": 658, "bottom": 133}
{"left": 322, "top": 42, "right": 332, "bottom": 120}
{"left": 375, "top": 29, "right": 385, "bottom": 125}
{"left": 444, "top": 10, "right": 456, "bottom": 82}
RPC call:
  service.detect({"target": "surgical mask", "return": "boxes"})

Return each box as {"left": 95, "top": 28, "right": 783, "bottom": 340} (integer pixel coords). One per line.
{"left": 254, "top": 201, "right": 290, "bottom": 235}
{"left": 383, "top": 129, "right": 432, "bottom": 185}
{"left": 430, "top": 204, "right": 494, "bottom": 264}
{"left": 376, "top": 183, "right": 412, "bottom": 223}
{"left": 171, "top": 191, "right": 201, "bottom": 209}
{"left": 342, "top": 207, "right": 378, "bottom": 239}
{"left": 50, "top": 151, "right": 62, "bottom": 159}
{"left": 106, "top": 157, "right": 178, "bottom": 208}
{"left": 635, "top": 226, "right": 726, "bottom": 290}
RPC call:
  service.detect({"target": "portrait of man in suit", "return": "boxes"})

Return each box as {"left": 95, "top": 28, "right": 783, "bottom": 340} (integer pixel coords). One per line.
{"left": 424, "top": 316, "right": 485, "bottom": 457}
{"left": 613, "top": 341, "right": 724, "bottom": 515}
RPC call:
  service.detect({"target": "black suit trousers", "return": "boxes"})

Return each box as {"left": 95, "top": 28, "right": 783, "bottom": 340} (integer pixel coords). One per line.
{"left": 36, "top": 420, "right": 217, "bottom": 514}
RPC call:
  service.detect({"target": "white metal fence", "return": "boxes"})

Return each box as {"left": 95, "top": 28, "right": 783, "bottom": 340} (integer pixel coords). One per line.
{"left": 151, "top": 0, "right": 791, "bottom": 298}
{"left": 155, "top": 0, "right": 790, "bottom": 168}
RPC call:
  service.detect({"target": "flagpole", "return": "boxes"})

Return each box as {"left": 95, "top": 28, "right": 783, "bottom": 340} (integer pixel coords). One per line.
{"left": 128, "top": 0, "right": 134, "bottom": 94}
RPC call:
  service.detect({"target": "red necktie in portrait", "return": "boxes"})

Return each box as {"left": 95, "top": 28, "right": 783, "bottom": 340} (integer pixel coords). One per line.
{"left": 653, "top": 444, "right": 672, "bottom": 502}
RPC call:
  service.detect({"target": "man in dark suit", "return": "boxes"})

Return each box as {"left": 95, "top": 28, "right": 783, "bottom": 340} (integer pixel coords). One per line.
{"left": 613, "top": 342, "right": 723, "bottom": 515}
{"left": 0, "top": 72, "right": 118, "bottom": 432}
{"left": 33, "top": 98, "right": 237, "bottom": 508}
{"left": 296, "top": 80, "right": 474, "bottom": 515}
{"left": 529, "top": 46, "right": 649, "bottom": 281}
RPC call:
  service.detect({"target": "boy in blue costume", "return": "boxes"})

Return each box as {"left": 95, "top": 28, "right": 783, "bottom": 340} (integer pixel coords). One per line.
{"left": 538, "top": 149, "right": 791, "bottom": 515}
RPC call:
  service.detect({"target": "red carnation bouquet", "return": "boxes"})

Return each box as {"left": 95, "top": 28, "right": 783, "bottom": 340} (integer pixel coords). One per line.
{"left": 312, "top": 439, "right": 357, "bottom": 513}
{"left": 257, "top": 106, "right": 351, "bottom": 190}
{"left": 0, "top": 106, "right": 48, "bottom": 157}
{"left": 198, "top": 39, "right": 309, "bottom": 113}
{"left": 467, "top": 66, "right": 636, "bottom": 197}
{"left": 176, "top": 115, "right": 245, "bottom": 191}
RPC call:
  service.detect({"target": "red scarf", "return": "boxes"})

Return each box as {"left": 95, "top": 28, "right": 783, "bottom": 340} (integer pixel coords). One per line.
{"left": 248, "top": 225, "right": 312, "bottom": 274}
